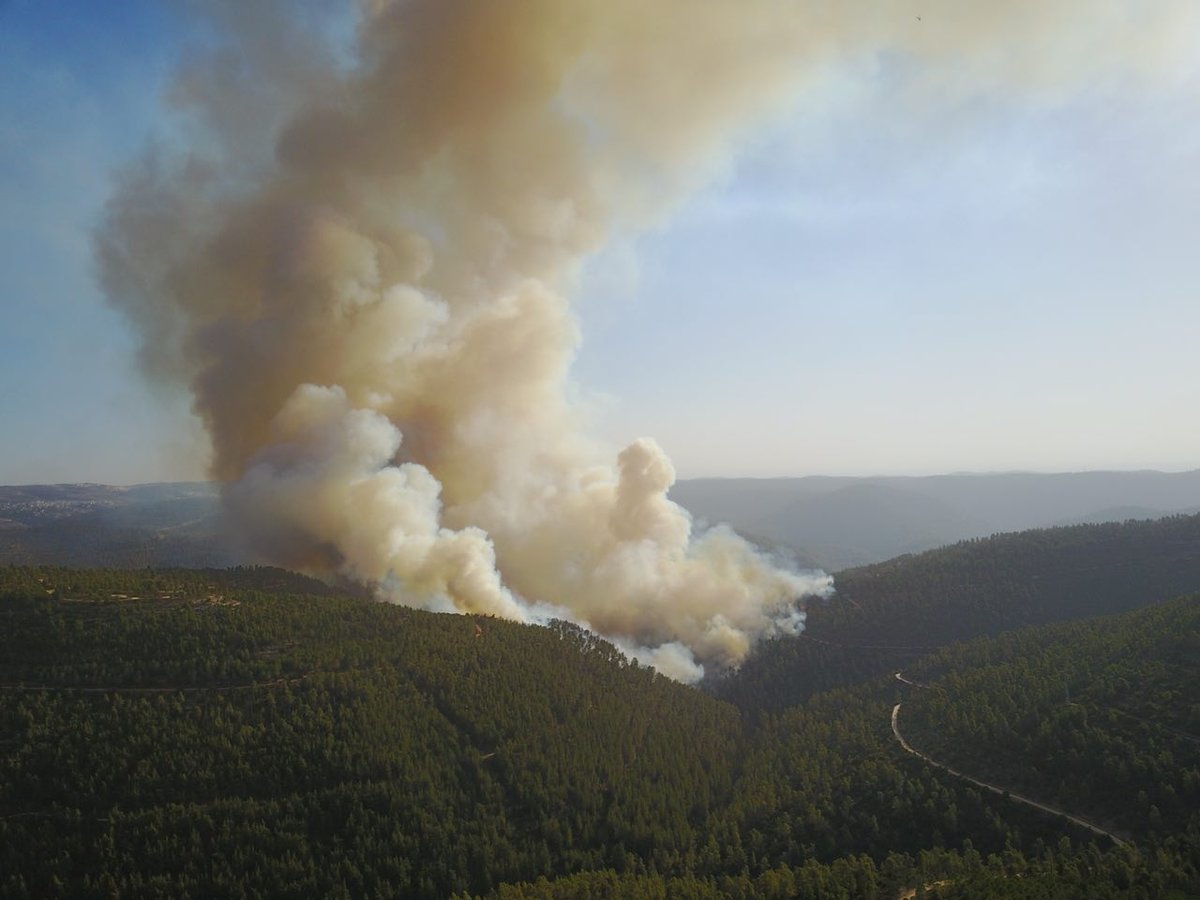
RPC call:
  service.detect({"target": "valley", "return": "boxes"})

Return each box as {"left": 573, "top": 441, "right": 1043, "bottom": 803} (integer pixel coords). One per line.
{"left": 0, "top": 508, "right": 1198, "bottom": 897}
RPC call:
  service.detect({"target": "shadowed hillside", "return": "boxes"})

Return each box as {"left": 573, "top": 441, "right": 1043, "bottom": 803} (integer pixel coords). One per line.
{"left": 718, "top": 514, "right": 1200, "bottom": 713}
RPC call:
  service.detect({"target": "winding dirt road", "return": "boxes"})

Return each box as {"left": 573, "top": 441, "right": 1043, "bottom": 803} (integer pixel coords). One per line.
{"left": 890, "top": 696, "right": 1128, "bottom": 848}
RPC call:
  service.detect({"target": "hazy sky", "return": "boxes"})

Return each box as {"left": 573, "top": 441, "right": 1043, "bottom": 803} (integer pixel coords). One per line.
{"left": 3, "top": 1, "right": 1199, "bottom": 484}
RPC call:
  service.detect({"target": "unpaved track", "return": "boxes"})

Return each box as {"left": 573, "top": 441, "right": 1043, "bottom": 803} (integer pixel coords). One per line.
{"left": 890, "top": 700, "right": 1129, "bottom": 848}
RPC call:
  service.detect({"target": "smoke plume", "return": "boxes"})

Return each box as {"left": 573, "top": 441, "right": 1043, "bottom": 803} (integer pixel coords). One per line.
{"left": 97, "top": 1, "right": 1194, "bottom": 680}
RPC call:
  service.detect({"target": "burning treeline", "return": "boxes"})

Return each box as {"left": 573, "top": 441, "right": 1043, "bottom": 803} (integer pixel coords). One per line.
{"left": 96, "top": 0, "right": 1193, "bottom": 680}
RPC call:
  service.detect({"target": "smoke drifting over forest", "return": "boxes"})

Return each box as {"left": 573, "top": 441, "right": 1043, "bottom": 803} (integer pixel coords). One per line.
{"left": 96, "top": 1, "right": 1194, "bottom": 680}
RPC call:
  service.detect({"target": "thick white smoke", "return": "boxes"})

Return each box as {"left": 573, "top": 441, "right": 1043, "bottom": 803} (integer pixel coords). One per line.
{"left": 96, "top": 0, "right": 1195, "bottom": 679}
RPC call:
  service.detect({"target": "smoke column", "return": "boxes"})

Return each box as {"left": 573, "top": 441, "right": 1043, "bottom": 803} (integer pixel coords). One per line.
{"left": 97, "top": 1, "right": 1195, "bottom": 680}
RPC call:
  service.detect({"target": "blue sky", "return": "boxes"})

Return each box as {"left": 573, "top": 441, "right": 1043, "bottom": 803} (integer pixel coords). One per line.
{"left": 3, "top": 1, "right": 1199, "bottom": 483}
{"left": 0, "top": 0, "right": 198, "bottom": 483}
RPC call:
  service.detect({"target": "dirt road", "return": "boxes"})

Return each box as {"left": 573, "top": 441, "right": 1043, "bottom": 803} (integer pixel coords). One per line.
{"left": 890, "top": 700, "right": 1128, "bottom": 848}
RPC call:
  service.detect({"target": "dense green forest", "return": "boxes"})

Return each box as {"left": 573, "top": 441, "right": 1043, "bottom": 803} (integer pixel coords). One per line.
{"left": 0, "top": 564, "right": 1198, "bottom": 897}
{"left": 820, "top": 515, "right": 1200, "bottom": 644}
{"left": 900, "top": 595, "right": 1200, "bottom": 844}
{"left": 718, "top": 514, "right": 1200, "bottom": 712}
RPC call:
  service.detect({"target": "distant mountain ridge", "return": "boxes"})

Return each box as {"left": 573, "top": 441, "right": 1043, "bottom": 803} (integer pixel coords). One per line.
{"left": 672, "top": 469, "right": 1200, "bottom": 570}
{"left": 0, "top": 482, "right": 240, "bottom": 568}
{"left": 4, "top": 470, "right": 1200, "bottom": 573}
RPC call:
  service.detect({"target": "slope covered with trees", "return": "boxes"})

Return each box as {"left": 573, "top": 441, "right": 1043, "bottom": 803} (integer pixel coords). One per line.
{"left": 899, "top": 595, "right": 1200, "bottom": 846}
{"left": 0, "top": 567, "right": 744, "bottom": 896}
{"left": 719, "top": 514, "right": 1200, "bottom": 712}
{"left": 819, "top": 515, "right": 1200, "bottom": 645}
{"left": 1, "top": 563, "right": 1198, "bottom": 897}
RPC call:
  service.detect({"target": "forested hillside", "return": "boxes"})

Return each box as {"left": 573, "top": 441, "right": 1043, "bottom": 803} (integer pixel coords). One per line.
{"left": 0, "top": 566, "right": 1198, "bottom": 897}
{"left": 0, "top": 567, "right": 744, "bottom": 896}
{"left": 819, "top": 515, "right": 1200, "bottom": 645}
{"left": 719, "top": 515, "right": 1200, "bottom": 712}
{"left": 900, "top": 595, "right": 1200, "bottom": 845}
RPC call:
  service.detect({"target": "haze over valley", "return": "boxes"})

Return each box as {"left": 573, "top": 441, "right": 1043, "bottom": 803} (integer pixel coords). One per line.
{"left": 5, "top": 470, "right": 1200, "bottom": 576}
